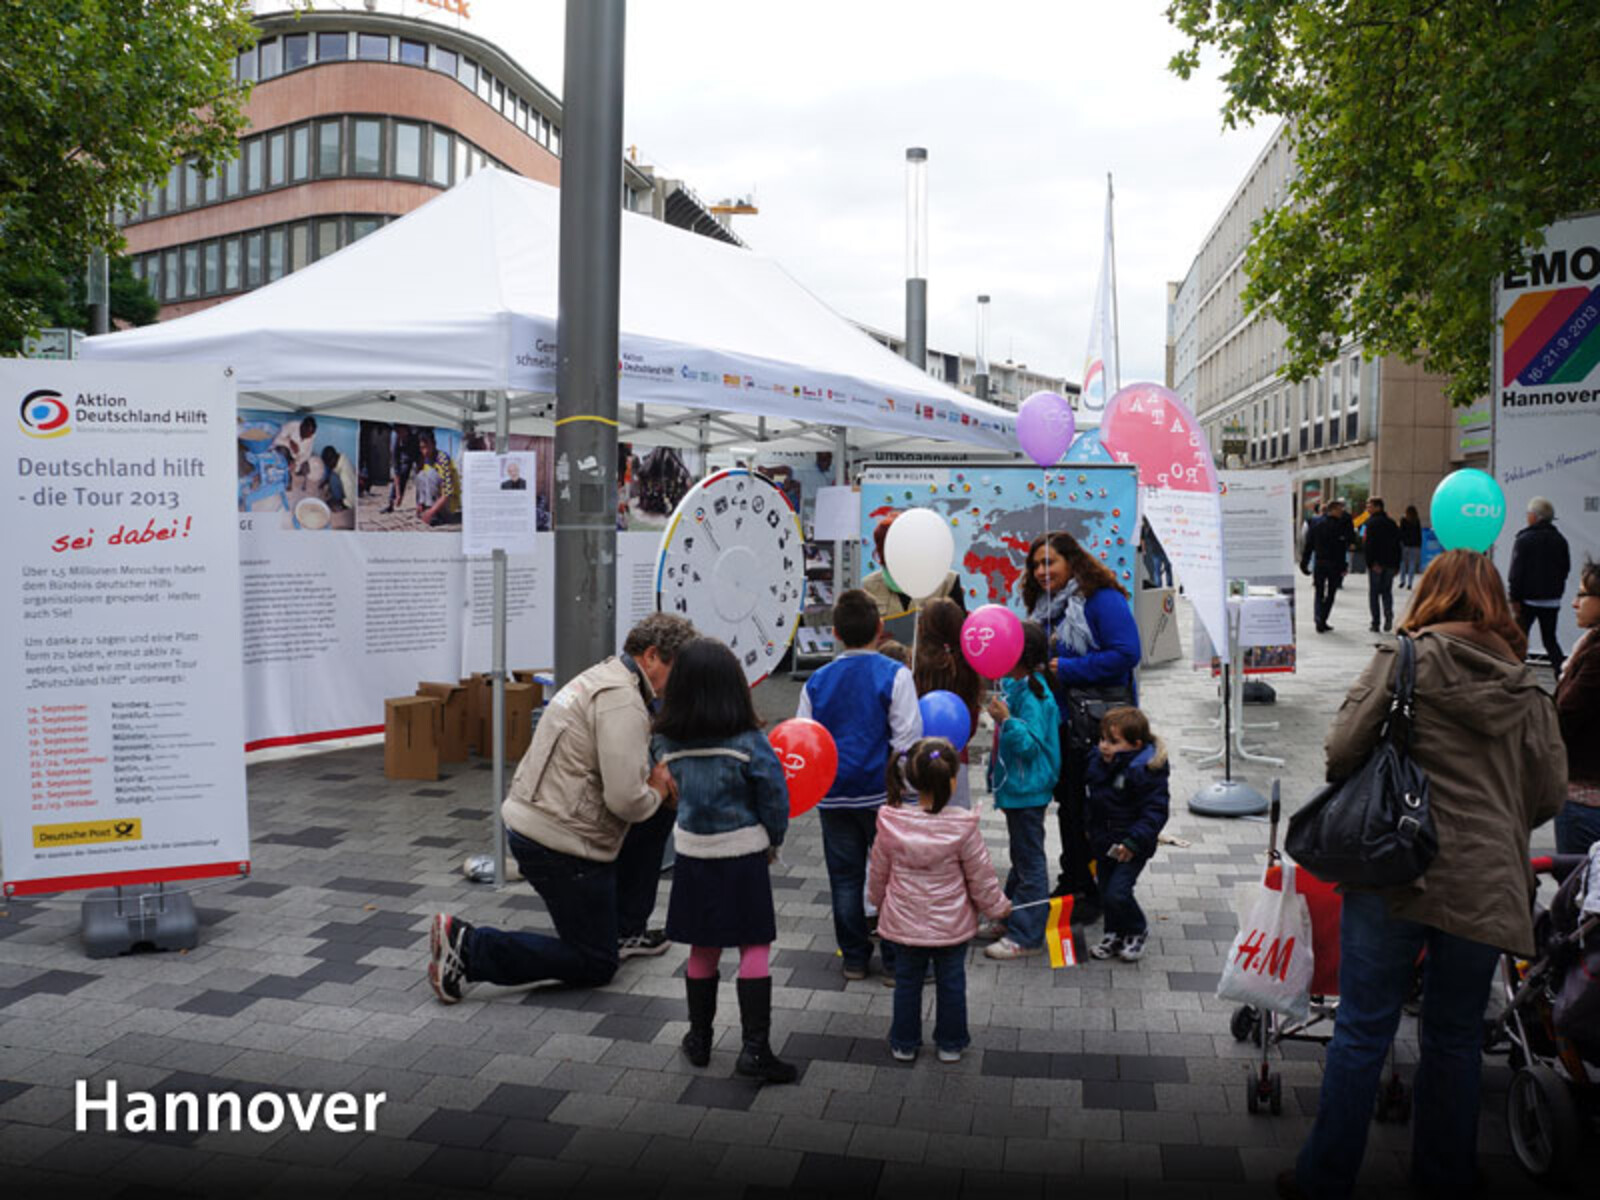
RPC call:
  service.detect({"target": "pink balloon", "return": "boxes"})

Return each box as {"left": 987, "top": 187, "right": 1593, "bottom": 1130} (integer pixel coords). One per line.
{"left": 959, "top": 605, "right": 1024, "bottom": 680}
{"left": 1015, "top": 391, "right": 1076, "bottom": 468}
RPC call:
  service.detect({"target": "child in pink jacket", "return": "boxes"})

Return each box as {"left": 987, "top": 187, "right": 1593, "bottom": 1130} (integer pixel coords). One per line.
{"left": 868, "top": 738, "right": 1011, "bottom": 1063}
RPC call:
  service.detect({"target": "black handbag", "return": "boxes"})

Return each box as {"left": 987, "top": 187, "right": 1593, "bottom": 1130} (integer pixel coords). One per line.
{"left": 1061, "top": 682, "right": 1134, "bottom": 749}
{"left": 1285, "top": 634, "right": 1438, "bottom": 887}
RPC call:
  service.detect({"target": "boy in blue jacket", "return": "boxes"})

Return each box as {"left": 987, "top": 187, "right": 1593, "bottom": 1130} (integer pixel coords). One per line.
{"left": 798, "top": 589, "right": 922, "bottom": 981}
{"left": 1083, "top": 706, "right": 1169, "bottom": 963}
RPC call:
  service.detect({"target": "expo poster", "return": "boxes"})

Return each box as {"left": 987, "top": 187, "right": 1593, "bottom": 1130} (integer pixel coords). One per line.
{"left": 1193, "top": 471, "right": 1298, "bottom": 674}
{"left": 1493, "top": 212, "right": 1600, "bottom": 653}
{"left": 3, "top": 362, "right": 248, "bottom": 895}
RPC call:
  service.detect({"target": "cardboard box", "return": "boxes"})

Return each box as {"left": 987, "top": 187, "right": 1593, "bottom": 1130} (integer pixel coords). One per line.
{"left": 511, "top": 668, "right": 555, "bottom": 707}
{"left": 460, "top": 674, "right": 491, "bottom": 753}
{"left": 385, "top": 696, "right": 441, "bottom": 780}
{"left": 416, "top": 682, "right": 469, "bottom": 762}
{"left": 504, "top": 682, "right": 536, "bottom": 759}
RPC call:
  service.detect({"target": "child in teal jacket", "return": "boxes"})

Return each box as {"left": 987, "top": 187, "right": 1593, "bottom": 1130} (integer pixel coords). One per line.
{"left": 982, "top": 621, "right": 1061, "bottom": 959}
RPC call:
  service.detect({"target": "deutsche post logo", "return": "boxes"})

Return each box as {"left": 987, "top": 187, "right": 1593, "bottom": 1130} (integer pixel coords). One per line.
{"left": 19, "top": 389, "right": 70, "bottom": 439}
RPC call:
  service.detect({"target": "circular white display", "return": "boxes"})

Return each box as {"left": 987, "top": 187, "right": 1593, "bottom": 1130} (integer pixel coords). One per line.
{"left": 655, "top": 468, "right": 805, "bottom": 686}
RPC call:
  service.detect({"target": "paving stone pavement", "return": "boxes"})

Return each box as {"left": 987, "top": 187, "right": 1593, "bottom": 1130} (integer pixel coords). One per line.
{"left": 0, "top": 575, "right": 1563, "bottom": 1199}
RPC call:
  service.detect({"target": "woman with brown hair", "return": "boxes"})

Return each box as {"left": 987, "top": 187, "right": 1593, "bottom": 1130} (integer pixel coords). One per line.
{"left": 1282, "top": 549, "right": 1566, "bottom": 1200}
{"left": 1019, "top": 531, "right": 1142, "bottom": 913}
{"left": 912, "top": 597, "right": 984, "bottom": 809}
{"left": 1555, "top": 559, "right": 1600, "bottom": 854}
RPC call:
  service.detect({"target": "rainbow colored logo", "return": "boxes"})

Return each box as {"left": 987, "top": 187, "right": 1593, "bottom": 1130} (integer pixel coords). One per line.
{"left": 18, "top": 389, "right": 70, "bottom": 439}
{"left": 1503, "top": 285, "right": 1600, "bottom": 387}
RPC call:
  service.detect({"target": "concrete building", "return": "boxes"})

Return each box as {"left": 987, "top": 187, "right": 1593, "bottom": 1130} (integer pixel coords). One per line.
{"left": 117, "top": 4, "right": 740, "bottom": 323}
{"left": 859, "top": 324, "right": 1076, "bottom": 411}
{"left": 1171, "top": 123, "right": 1478, "bottom": 518}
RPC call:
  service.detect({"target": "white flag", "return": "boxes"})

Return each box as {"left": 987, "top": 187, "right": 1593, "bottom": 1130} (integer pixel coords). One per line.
{"left": 1079, "top": 176, "right": 1118, "bottom": 430}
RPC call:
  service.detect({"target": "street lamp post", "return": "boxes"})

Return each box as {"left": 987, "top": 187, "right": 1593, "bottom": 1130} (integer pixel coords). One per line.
{"left": 904, "top": 147, "right": 927, "bottom": 371}
{"left": 974, "top": 294, "right": 990, "bottom": 401}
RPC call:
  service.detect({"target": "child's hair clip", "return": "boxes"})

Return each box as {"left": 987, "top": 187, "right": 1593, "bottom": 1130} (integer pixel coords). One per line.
{"left": 928, "top": 749, "right": 941, "bottom": 760}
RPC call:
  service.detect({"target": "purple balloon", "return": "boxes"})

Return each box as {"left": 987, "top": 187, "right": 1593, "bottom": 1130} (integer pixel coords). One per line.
{"left": 1016, "top": 391, "right": 1076, "bottom": 467}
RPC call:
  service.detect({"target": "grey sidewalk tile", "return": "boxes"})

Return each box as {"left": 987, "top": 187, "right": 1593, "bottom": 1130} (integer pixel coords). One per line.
{"left": 844, "top": 1121, "right": 928, "bottom": 1164}
{"left": 1005, "top": 1134, "right": 1081, "bottom": 1175}
{"left": 547, "top": 1090, "right": 636, "bottom": 1129}
{"left": 715, "top": 1142, "right": 802, "bottom": 1187}
{"left": 557, "top": 1125, "right": 652, "bottom": 1168}
{"left": 693, "top": 1107, "right": 780, "bottom": 1146}
{"left": 481, "top": 1115, "right": 578, "bottom": 1158}
{"left": 767, "top": 1113, "right": 856, "bottom": 1155}
{"left": 409, "top": 1144, "right": 515, "bottom": 1190}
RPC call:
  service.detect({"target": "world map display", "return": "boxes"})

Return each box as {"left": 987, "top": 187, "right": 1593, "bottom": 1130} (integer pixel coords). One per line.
{"left": 858, "top": 464, "right": 1141, "bottom": 612}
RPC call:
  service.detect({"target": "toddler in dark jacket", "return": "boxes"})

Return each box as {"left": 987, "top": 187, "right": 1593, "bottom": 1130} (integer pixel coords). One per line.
{"left": 1083, "top": 706, "right": 1170, "bottom": 963}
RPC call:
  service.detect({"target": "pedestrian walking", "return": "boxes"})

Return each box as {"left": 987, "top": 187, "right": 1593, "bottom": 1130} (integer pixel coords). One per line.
{"left": 1361, "top": 498, "right": 1402, "bottom": 632}
{"left": 1398, "top": 504, "right": 1423, "bottom": 588}
{"left": 1509, "top": 496, "right": 1572, "bottom": 678}
{"left": 1300, "top": 497, "right": 1356, "bottom": 632}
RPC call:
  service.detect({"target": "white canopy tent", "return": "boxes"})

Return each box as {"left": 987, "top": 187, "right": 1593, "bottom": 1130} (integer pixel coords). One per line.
{"left": 82, "top": 168, "right": 1017, "bottom": 455}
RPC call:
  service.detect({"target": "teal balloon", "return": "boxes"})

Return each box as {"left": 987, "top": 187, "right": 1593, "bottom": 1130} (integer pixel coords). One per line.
{"left": 1430, "top": 469, "right": 1506, "bottom": 552}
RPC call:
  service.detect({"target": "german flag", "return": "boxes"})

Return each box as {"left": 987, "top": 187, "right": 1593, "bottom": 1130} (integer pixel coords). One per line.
{"left": 1044, "top": 895, "right": 1078, "bottom": 968}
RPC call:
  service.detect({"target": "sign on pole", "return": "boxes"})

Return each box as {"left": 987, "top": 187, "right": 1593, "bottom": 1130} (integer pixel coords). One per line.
{"left": 3, "top": 362, "right": 249, "bottom": 896}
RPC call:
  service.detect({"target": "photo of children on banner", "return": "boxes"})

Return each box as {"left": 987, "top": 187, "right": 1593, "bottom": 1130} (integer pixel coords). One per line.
{"left": 356, "top": 421, "right": 469, "bottom": 532}
{"left": 237, "top": 410, "right": 359, "bottom": 531}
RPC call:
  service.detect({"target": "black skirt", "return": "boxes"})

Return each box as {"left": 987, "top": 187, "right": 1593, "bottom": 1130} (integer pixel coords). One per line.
{"left": 665, "top": 850, "right": 776, "bottom": 947}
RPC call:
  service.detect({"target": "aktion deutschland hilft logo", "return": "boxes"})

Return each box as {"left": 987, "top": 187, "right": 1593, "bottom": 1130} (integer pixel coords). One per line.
{"left": 19, "top": 389, "right": 70, "bottom": 439}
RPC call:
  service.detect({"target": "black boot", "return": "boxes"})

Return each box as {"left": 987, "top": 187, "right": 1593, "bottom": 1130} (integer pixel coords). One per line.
{"left": 734, "top": 976, "right": 797, "bottom": 1084}
{"left": 682, "top": 975, "right": 717, "bottom": 1068}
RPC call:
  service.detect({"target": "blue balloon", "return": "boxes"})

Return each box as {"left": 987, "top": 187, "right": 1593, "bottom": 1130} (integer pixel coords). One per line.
{"left": 1430, "top": 469, "right": 1506, "bottom": 553}
{"left": 919, "top": 689, "right": 972, "bottom": 751}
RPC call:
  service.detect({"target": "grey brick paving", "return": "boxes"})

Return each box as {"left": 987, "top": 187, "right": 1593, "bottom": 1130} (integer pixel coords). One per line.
{"left": 0, "top": 576, "right": 1565, "bottom": 1197}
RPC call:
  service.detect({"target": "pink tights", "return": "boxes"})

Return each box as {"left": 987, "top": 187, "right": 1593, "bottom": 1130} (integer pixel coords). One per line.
{"left": 685, "top": 944, "right": 770, "bottom": 979}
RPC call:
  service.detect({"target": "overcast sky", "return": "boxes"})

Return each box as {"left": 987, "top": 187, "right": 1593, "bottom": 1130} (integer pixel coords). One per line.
{"left": 404, "top": 1, "right": 1276, "bottom": 388}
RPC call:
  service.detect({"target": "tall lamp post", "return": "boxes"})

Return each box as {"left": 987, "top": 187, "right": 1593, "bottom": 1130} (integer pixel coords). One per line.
{"left": 904, "top": 147, "right": 928, "bottom": 370}
{"left": 973, "top": 294, "right": 990, "bottom": 401}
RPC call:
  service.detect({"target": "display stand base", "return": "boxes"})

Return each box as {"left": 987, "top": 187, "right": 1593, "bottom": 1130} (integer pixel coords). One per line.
{"left": 1188, "top": 779, "right": 1269, "bottom": 817}
{"left": 81, "top": 886, "right": 198, "bottom": 958}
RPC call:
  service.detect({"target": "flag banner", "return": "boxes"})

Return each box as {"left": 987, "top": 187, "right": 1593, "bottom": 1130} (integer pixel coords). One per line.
{"left": 1078, "top": 180, "right": 1118, "bottom": 430}
{"left": 1044, "top": 895, "right": 1078, "bottom": 968}
{"left": 1100, "top": 383, "right": 1229, "bottom": 658}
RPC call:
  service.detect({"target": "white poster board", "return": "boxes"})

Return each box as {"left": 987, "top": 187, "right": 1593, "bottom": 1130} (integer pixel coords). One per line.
{"left": 4, "top": 362, "right": 248, "bottom": 896}
{"left": 1493, "top": 212, "right": 1600, "bottom": 653}
{"left": 1194, "top": 471, "right": 1298, "bottom": 673}
{"left": 462, "top": 450, "right": 538, "bottom": 556}
{"left": 811, "top": 485, "right": 861, "bottom": 541}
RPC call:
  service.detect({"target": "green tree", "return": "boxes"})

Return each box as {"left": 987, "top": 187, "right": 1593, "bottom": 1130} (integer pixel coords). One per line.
{"left": 1, "top": 255, "right": 158, "bottom": 353}
{"left": 0, "top": 0, "right": 255, "bottom": 347}
{"left": 1166, "top": 0, "right": 1600, "bottom": 405}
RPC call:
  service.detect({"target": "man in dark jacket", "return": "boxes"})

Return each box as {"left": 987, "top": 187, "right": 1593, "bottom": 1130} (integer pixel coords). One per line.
{"left": 1300, "top": 497, "right": 1356, "bottom": 632}
{"left": 1509, "top": 496, "right": 1571, "bottom": 677}
{"left": 1362, "top": 498, "right": 1404, "bottom": 633}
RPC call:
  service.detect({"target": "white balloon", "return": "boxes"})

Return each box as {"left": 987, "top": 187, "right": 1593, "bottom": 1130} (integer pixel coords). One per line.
{"left": 883, "top": 508, "right": 955, "bottom": 599}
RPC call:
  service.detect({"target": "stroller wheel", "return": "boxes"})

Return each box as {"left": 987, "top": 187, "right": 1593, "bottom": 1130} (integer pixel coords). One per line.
{"left": 1230, "top": 1006, "right": 1259, "bottom": 1043}
{"left": 1507, "top": 1064, "right": 1581, "bottom": 1185}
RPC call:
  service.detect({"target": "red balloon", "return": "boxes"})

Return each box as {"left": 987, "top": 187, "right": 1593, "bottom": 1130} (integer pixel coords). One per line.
{"left": 768, "top": 719, "right": 838, "bottom": 818}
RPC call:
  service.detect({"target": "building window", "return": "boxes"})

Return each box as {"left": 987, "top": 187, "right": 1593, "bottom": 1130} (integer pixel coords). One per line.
{"left": 458, "top": 57, "right": 476, "bottom": 91}
{"left": 162, "top": 250, "right": 179, "bottom": 300}
{"left": 266, "top": 229, "right": 286, "bottom": 282}
{"left": 394, "top": 121, "right": 422, "bottom": 178}
{"left": 237, "top": 47, "right": 257, "bottom": 82}
{"left": 433, "top": 46, "right": 457, "bottom": 76}
{"left": 204, "top": 168, "right": 220, "bottom": 205}
{"left": 259, "top": 38, "right": 281, "bottom": 79}
{"left": 245, "top": 232, "right": 263, "bottom": 288}
{"left": 244, "top": 137, "right": 262, "bottom": 192}
{"left": 477, "top": 70, "right": 492, "bottom": 104}
{"left": 399, "top": 39, "right": 427, "bottom": 66}
{"left": 550, "top": 126, "right": 561, "bottom": 156}
{"left": 182, "top": 246, "right": 200, "bottom": 298}
{"left": 537, "top": 115, "right": 549, "bottom": 147}
{"left": 429, "top": 129, "right": 451, "bottom": 186}
{"left": 516, "top": 98, "right": 528, "bottom": 132}
{"left": 317, "top": 120, "right": 342, "bottom": 176}
{"left": 457, "top": 135, "right": 472, "bottom": 178}
{"left": 223, "top": 154, "right": 240, "bottom": 198}
{"left": 267, "top": 131, "right": 286, "bottom": 187}
{"left": 203, "top": 242, "right": 220, "bottom": 294}
{"left": 223, "top": 238, "right": 241, "bottom": 291}
{"left": 351, "top": 216, "right": 381, "bottom": 241}
{"left": 353, "top": 119, "right": 383, "bottom": 174}
{"left": 492, "top": 79, "right": 504, "bottom": 115}
{"left": 184, "top": 161, "right": 200, "bottom": 209}
{"left": 316, "top": 218, "right": 340, "bottom": 260}
{"left": 358, "top": 32, "right": 389, "bottom": 60}
{"left": 290, "top": 224, "right": 310, "bottom": 272}
{"left": 145, "top": 255, "right": 160, "bottom": 302}
{"left": 282, "top": 33, "right": 310, "bottom": 72}
{"left": 290, "top": 125, "right": 310, "bottom": 182}
{"left": 317, "top": 31, "right": 348, "bottom": 61}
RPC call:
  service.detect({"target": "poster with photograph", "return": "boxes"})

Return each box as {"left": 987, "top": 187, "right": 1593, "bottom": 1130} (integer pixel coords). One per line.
{"left": 356, "top": 421, "right": 474, "bottom": 532}
{"left": 1194, "top": 471, "right": 1298, "bottom": 674}
{"left": 4, "top": 361, "right": 248, "bottom": 895}
{"left": 237, "top": 410, "right": 360, "bottom": 531}
{"left": 619, "top": 443, "right": 701, "bottom": 531}
{"left": 462, "top": 451, "right": 538, "bottom": 556}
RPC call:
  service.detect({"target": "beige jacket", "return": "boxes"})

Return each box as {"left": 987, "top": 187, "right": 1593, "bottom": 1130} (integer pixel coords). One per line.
{"left": 1324, "top": 624, "right": 1567, "bottom": 955}
{"left": 501, "top": 656, "right": 663, "bottom": 862}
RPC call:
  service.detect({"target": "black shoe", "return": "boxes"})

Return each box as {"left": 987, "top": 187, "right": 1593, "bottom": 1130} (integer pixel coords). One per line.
{"left": 619, "top": 929, "right": 671, "bottom": 959}
{"left": 682, "top": 975, "right": 717, "bottom": 1068}
{"left": 1370, "top": 623, "right": 1380, "bottom": 633}
{"left": 734, "top": 976, "right": 797, "bottom": 1084}
{"left": 1383, "top": 617, "right": 1393, "bottom": 632}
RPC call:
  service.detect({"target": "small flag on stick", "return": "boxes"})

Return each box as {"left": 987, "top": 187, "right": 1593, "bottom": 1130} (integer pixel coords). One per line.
{"left": 1044, "top": 895, "right": 1078, "bottom": 968}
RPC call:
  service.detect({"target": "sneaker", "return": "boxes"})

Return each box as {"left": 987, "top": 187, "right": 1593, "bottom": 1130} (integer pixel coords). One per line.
{"left": 428, "top": 913, "right": 473, "bottom": 1004}
{"left": 890, "top": 1046, "right": 916, "bottom": 1062}
{"left": 1089, "top": 932, "right": 1123, "bottom": 961}
{"left": 937, "top": 1048, "right": 962, "bottom": 1064}
{"left": 618, "top": 929, "right": 670, "bottom": 959}
{"left": 984, "top": 937, "right": 1041, "bottom": 961}
{"left": 1117, "top": 934, "right": 1147, "bottom": 962}
{"left": 975, "top": 917, "right": 1008, "bottom": 941}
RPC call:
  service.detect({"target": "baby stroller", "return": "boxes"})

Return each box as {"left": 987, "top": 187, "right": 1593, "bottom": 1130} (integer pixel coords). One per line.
{"left": 1486, "top": 851, "right": 1600, "bottom": 1187}
{"left": 1227, "top": 796, "right": 1412, "bottom": 1120}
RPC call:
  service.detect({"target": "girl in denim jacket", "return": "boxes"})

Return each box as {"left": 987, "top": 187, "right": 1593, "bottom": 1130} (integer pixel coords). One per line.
{"left": 982, "top": 621, "right": 1062, "bottom": 961}
{"left": 653, "top": 639, "right": 795, "bottom": 1083}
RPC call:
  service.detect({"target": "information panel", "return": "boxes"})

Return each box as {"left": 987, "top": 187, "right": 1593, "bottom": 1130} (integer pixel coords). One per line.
{"left": 4, "top": 362, "right": 248, "bottom": 896}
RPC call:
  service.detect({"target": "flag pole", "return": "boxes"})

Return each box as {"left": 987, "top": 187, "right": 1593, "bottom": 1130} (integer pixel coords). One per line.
{"left": 1107, "top": 172, "right": 1121, "bottom": 393}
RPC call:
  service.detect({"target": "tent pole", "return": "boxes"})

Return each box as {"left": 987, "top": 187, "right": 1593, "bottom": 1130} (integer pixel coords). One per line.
{"left": 492, "top": 389, "right": 509, "bottom": 888}
{"left": 554, "top": 0, "right": 626, "bottom": 687}
{"left": 833, "top": 426, "right": 848, "bottom": 598}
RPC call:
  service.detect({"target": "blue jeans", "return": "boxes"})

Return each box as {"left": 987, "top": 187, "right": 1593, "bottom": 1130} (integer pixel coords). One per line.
{"left": 1295, "top": 891, "right": 1500, "bottom": 1199}
{"left": 1003, "top": 807, "right": 1049, "bottom": 947}
{"left": 819, "top": 807, "right": 895, "bottom": 974}
{"left": 1367, "top": 566, "right": 1395, "bottom": 627}
{"left": 1555, "top": 799, "right": 1600, "bottom": 856}
{"left": 615, "top": 803, "right": 674, "bottom": 939}
{"left": 1098, "top": 853, "right": 1148, "bottom": 937}
{"left": 887, "top": 942, "right": 968, "bottom": 1054}
{"left": 465, "top": 829, "right": 632, "bottom": 989}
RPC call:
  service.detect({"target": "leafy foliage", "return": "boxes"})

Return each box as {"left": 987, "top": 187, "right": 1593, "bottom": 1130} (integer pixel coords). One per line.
{"left": 0, "top": 0, "right": 255, "bottom": 346}
{"left": 0, "top": 256, "right": 158, "bottom": 354}
{"left": 1166, "top": 0, "right": 1600, "bottom": 404}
